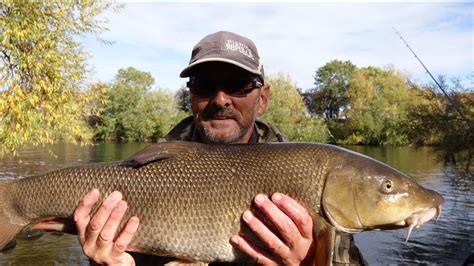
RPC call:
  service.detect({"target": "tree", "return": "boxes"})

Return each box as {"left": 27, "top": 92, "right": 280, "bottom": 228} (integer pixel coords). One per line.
{"left": 84, "top": 82, "right": 110, "bottom": 129}
{"left": 343, "top": 67, "right": 414, "bottom": 145}
{"left": 262, "top": 73, "right": 329, "bottom": 142}
{"left": 105, "top": 67, "right": 155, "bottom": 120}
{"left": 0, "top": 1, "right": 114, "bottom": 154}
{"left": 121, "top": 89, "right": 177, "bottom": 142}
{"left": 95, "top": 67, "right": 179, "bottom": 142}
{"left": 311, "top": 60, "right": 357, "bottom": 120}
{"left": 406, "top": 76, "right": 473, "bottom": 167}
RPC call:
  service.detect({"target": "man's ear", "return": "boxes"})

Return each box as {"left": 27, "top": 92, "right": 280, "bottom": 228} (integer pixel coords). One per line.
{"left": 257, "top": 84, "right": 270, "bottom": 115}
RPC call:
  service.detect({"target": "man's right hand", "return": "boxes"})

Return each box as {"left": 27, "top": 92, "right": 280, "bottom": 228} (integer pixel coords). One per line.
{"left": 74, "top": 189, "right": 139, "bottom": 266}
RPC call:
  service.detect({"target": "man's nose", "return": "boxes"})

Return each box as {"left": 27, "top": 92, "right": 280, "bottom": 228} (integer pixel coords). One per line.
{"left": 211, "top": 89, "right": 232, "bottom": 107}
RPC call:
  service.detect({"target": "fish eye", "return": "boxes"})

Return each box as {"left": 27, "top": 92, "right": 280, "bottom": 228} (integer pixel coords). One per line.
{"left": 382, "top": 179, "right": 394, "bottom": 193}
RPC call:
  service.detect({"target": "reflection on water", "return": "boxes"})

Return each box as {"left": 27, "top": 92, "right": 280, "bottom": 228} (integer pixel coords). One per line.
{"left": 0, "top": 143, "right": 472, "bottom": 265}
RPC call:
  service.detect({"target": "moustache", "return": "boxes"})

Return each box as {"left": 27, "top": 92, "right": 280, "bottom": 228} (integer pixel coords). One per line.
{"left": 202, "top": 106, "right": 239, "bottom": 121}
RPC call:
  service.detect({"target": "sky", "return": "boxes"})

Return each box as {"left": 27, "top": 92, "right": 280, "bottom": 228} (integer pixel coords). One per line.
{"left": 81, "top": 2, "right": 473, "bottom": 92}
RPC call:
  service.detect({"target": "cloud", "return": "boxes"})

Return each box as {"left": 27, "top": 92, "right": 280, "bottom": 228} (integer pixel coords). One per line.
{"left": 83, "top": 2, "right": 473, "bottom": 91}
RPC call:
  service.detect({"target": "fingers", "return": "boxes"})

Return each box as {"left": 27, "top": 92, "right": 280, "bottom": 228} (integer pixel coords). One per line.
{"left": 83, "top": 191, "right": 123, "bottom": 250}
{"left": 270, "top": 193, "right": 313, "bottom": 240}
{"left": 112, "top": 216, "right": 140, "bottom": 256}
{"left": 255, "top": 194, "right": 303, "bottom": 249}
{"left": 232, "top": 193, "right": 315, "bottom": 265}
{"left": 74, "top": 189, "right": 100, "bottom": 245}
{"left": 249, "top": 196, "right": 295, "bottom": 259}
{"left": 74, "top": 190, "right": 138, "bottom": 265}
{"left": 230, "top": 234, "right": 278, "bottom": 266}
{"left": 97, "top": 200, "right": 128, "bottom": 247}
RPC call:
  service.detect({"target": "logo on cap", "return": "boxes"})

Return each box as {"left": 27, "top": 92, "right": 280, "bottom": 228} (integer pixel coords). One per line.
{"left": 225, "top": 39, "right": 255, "bottom": 61}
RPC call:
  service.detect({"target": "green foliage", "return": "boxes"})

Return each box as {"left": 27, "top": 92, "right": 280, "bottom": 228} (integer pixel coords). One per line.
{"left": 95, "top": 67, "right": 179, "bottom": 142}
{"left": 343, "top": 67, "right": 414, "bottom": 145}
{"left": 311, "top": 60, "right": 357, "bottom": 120}
{"left": 406, "top": 77, "right": 473, "bottom": 167}
{"left": 84, "top": 82, "right": 110, "bottom": 128}
{"left": 309, "top": 61, "right": 420, "bottom": 146}
{"left": 0, "top": 0, "right": 114, "bottom": 154}
{"left": 123, "top": 90, "right": 176, "bottom": 141}
{"left": 308, "top": 59, "right": 472, "bottom": 167}
{"left": 263, "top": 74, "right": 329, "bottom": 142}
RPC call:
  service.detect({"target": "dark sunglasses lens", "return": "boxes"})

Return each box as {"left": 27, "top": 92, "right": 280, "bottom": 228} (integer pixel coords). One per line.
{"left": 189, "top": 79, "right": 213, "bottom": 97}
{"left": 189, "top": 78, "right": 257, "bottom": 96}
{"left": 224, "top": 79, "right": 250, "bottom": 94}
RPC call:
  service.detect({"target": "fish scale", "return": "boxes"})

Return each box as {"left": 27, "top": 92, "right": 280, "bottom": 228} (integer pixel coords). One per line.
{"left": 0, "top": 141, "right": 444, "bottom": 264}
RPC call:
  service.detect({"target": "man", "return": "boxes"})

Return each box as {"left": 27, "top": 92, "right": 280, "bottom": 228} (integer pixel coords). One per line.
{"left": 74, "top": 31, "right": 362, "bottom": 265}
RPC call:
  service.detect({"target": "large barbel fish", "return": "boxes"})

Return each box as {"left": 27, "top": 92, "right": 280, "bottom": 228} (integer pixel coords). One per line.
{"left": 0, "top": 141, "right": 444, "bottom": 265}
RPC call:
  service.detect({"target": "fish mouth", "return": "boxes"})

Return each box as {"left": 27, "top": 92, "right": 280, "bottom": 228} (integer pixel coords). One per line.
{"left": 394, "top": 204, "right": 443, "bottom": 241}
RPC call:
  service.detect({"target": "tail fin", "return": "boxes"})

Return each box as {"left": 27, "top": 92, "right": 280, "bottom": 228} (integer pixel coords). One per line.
{"left": 0, "top": 180, "right": 24, "bottom": 250}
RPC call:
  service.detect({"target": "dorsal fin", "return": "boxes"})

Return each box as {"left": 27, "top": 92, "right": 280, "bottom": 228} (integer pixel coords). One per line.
{"left": 121, "top": 141, "right": 203, "bottom": 168}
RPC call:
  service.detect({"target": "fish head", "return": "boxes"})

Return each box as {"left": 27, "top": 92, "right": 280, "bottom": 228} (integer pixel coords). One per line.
{"left": 322, "top": 151, "right": 444, "bottom": 236}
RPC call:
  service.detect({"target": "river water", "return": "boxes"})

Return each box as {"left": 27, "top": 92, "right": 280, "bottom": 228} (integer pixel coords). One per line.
{"left": 0, "top": 142, "right": 472, "bottom": 265}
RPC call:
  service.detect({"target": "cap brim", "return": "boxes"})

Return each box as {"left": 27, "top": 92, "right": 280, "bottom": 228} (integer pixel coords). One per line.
{"left": 180, "top": 57, "right": 262, "bottom": 78}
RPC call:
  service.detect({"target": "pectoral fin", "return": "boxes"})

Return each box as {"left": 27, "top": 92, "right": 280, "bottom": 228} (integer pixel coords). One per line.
{"left": 313, "top": 215, "right": 335, "bottom": 266}
{"left": 30, "top": 218, "right": 77, "bottom": 234}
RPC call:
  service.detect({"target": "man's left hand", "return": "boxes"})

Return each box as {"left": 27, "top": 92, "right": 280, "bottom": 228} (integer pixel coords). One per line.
{"left": 230, "top": 193, "right": 315, "bottom": 265}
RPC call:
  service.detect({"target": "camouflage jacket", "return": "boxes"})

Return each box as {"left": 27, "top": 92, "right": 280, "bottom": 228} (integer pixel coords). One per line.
{"left": 164, "top": 116, "right": 287, "bottom": 143}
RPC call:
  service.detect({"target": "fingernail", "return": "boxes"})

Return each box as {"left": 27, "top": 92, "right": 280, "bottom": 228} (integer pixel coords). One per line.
{"left": 111, "top": 191, "right": 122, "bottom": 201}
{"left": 272, "top": 193, "right": 282, "bottom": 202}
{"left": 254, "top": 194, "right": 266, "bottom": 205}
{"left": 230, "top": 235, "right": 240, "bottom": 245}
{"left": 129, "top": 216, "right": 140, "bottom": 229}
{"left": 243, "top": 211, "right": 253, "bottom": 222}
{"left": 86, "top": 189, "right": 97, "bottom": 198}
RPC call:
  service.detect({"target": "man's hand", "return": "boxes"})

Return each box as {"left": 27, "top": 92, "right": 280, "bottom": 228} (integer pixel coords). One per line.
{"left": 74, "top": 189, "right": 139, "bottom": 266}
{"left": 230, "top": 193, "right": 315, "bottom": 265}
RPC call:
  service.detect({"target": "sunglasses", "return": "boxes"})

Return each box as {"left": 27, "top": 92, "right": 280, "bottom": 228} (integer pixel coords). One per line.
{"left": 187, "top": 77, "right": 263, "bottom": 97}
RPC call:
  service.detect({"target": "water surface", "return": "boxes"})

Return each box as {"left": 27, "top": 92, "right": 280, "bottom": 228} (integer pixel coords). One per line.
{"left": 0, "top": 142, "right": 472, "bottom": 265}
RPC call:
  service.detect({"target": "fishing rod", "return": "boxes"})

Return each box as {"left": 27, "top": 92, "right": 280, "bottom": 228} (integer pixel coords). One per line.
{"left": 393, "top": 27, "right": 473, "bottom": 132}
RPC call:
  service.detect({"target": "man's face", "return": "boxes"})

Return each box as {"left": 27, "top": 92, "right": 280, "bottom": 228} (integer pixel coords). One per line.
{"left": 189, "top": 62, "right": 269, "bottom": 144}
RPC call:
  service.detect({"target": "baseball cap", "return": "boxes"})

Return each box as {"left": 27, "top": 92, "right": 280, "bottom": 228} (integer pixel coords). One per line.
{"left": 180, "top": 31, "right": 264, "bottom": 82}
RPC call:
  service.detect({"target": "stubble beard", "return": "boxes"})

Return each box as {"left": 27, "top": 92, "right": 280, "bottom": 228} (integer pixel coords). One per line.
{"left": 200, "top": 124, "right": 246, "bottom": 144}
{"left": 197, "top": 99, "right": 260, "bottom": 144}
